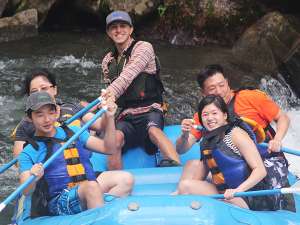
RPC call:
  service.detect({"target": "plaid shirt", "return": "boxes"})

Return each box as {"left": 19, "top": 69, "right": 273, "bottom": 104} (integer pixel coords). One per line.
{"left": 101, "top": 39, "right": 163, "bottom": 118}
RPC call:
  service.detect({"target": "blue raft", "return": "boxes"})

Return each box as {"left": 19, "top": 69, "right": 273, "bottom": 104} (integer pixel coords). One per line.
{"left": 13, "top": 125, "right": 300, "bottom": 225}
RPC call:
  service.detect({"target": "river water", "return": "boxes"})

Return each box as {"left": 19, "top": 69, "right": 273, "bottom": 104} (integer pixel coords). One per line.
{"left": 0, "top": 31, "right": 299, "bottom": 224}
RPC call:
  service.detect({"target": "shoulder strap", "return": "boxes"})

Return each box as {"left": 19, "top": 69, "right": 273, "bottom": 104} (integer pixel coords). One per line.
{"left": 60, "top": 124, "right": 74, "bottom": 139}
{"left": 227, "top": 93, "right": 239, "bottom": 121}
{"left": 123, "top": 40, "right": 139, "bottom": 58}
{"left": 23, "top": 137, "right": 39, "bottom": 151}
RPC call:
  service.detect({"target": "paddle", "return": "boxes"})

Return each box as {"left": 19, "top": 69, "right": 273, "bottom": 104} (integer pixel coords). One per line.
{"left": 259, "top": 143, "right": 300, "bottom": 156}
{"left": 0, "top": 107, "right": 107, "bottom": 212}
{"left": 208, "top": 187, "right": 300, "bottom": 199}
{"left": 0, "top": 97, "right": 103, "bottom": 175}
{"left": 64, "top": 97, "right": 102, "bottom": 125}
{"left": 0, "top": 158, "right": 18, "bottom": 174}
{"left": 193, "top": 125, "right": 300, "bottom": 156}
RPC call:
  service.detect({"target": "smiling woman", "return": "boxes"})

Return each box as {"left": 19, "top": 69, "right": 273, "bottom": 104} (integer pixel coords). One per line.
{"left": 176, "top": 94, "right": 295, "bottom": 211}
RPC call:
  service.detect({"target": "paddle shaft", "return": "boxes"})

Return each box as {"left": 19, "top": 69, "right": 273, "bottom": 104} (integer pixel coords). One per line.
{"left": 0, "top": 158, "right": 17, "bottom": 174}
{"left": 209, "top": 188, "right": 300, "bottom": 199}
{"left": 0, "top": 107, "right": 107, "bottom": 212}
{"left": 259, "top": 143, "right": 300, "bottom": 156}
{"left": 64, "top": 97, "right": 102, "bottom": 125}
{"left": 0, "top": 97, "right": 102, "bottom": 174}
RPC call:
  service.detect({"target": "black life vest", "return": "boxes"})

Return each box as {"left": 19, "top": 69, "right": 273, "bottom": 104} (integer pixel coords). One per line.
{"left": 106, "top": 40, "right": 165, "bottom": 109}
{"left": 200, "top": 120, "right": 258, "bottom": 192}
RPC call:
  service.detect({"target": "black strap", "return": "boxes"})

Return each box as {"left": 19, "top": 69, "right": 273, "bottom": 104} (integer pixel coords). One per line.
{"left": 227, "top": 94, "right": 239, "bottom": 122}
{"left": 23, "top": 137, "right": 39, "bottom": 150}
{"left": 60, "top": 124, "right": 75, "bottom": 139}
{"left": 123, "top": 40, "right": 138, "bottom": 58}
{"left": 71, "top": 174, "right": 87, "bottom": 183}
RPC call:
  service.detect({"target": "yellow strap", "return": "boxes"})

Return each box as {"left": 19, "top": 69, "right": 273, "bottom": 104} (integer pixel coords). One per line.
{"left": 207, "top": 159, "right": 217, "bottom": 168}
{"left": 212, "top": 173, "right": 225, "bottom": 185}
{"left": 66, "top": 164, "right": 85, "bottom": 177}
{"left": 240, "top": 117, "right": 266, "bottom": 143}
{"left": 64, "top": 148, "right": 79, "bottom": 159}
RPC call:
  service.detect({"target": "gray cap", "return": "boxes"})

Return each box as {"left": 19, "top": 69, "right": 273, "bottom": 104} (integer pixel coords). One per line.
{"left": 106, "top": 11, "right": 132, "bottom": 28}
{"left": 26, "top": 91, "right": 56, "bottom": 112}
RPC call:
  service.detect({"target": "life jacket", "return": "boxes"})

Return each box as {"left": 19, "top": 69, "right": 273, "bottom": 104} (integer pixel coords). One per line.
{"left": 227, "top": 87, "right": 276, "bottom": 143}
{"left": 105, "top": 40, "right": 165, "bottom": 109}
{"left": 26, "top": 125, "right": 96, "bottom": 217}
{"left": 200, "top": 119, "right": 265, "bottom": 193}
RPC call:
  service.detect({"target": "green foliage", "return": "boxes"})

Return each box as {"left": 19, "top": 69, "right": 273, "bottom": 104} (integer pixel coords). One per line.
{"left": 158, "top": 4, "right": 167, "bottom": 17}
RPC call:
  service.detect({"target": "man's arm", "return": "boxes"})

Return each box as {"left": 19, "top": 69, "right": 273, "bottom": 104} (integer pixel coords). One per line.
{"left": 19, "top": 163, "right": 44, "bottom": 195}
{"left": 82, "top": 112, "right": 104, "bottom": 132}
{"left": 86, "top": 101, "right": 117, "bottom": 155}
{"left": 269, "top": 110, "right": 290, "bottom": 152}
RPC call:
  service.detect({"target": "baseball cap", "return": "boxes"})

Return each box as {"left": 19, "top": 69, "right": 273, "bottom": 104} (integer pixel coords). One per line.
{"left": 106, "top": 11, "right": 133, "bottom": 28}
{"left": 25, "top": 91, "right": 56, "bottom": 112}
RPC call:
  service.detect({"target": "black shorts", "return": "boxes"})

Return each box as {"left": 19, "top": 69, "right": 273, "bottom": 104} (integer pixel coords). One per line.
{"left": 116, "top": 109, "right": 164, "bottom": 155}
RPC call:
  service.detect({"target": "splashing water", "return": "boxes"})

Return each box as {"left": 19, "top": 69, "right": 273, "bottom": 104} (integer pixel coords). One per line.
{"left": 51, "top": 55, "right": 99, "bottom": 69}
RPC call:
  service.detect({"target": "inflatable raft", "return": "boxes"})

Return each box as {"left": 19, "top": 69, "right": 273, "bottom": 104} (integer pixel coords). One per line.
{"left": 12, "top": 125, "right": 300, "bottom": 225}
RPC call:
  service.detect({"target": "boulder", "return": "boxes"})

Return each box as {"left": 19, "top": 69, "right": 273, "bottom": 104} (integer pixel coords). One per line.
{"left": 154, "top": 0, "right": 265, "bottom": 45}
{"left": 232, "top": 11, "right": 300, "bottom": 74}
{"left": 74, "top": 0, "right": 159, "bottom": 18}
{"left": 74, "top": 0, "right": 102, "bottom": 15}
{"left": 15, "top": 0, "right": 59, "bottom": 25}
{"left": 107, "top": 0, "right": 159, "bottom": 16}
{"left": 0, "top": 9, "right": 38, "bottom": 43}
{"left": 0, "top": 0, "right": 8, "bottom": 17}
{"left": 278, "top": 40, "right": 300, "bottom": 98}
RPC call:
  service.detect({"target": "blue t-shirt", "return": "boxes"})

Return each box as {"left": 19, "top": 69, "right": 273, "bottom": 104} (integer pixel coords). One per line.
{"left": 18, "top": 126, "right": 90, "bottom": 174}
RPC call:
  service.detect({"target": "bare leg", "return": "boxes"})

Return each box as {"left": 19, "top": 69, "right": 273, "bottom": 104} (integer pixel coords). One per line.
{"left": 225, "top": 198, "right": 249, "bottom": 209}
{"left": 148, "top": 126, "right": 180, "bottom": 163}
{"left": 177, "top": 176, "right": 249, "bottom": 209}
{"left": 97, "top": 171, "right": 134, "bottom": 196}
{"left": 172, "top": 160, "right": 207, "bottom": 195}
{"left": 179, "top": 160, "right": 206, "bottom": 181}
{"left": 77, "top": 181, "right": 104, "bottom": 209}
{"left": 178, "top": 179, "right": 219, "bottom": 195}
{"left": 107, "top": 130, "right": 124, "bottom": 170}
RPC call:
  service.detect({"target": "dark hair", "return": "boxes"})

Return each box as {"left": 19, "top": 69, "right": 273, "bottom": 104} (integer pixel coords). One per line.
{"left": 23, "top": 69, "right": 57, "bottom": 95}
{"left": 196, "top": 64, "right": 226, "bottom": 89}
{"left": 198, "top": 95, "right": 229, "bottom": 125}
